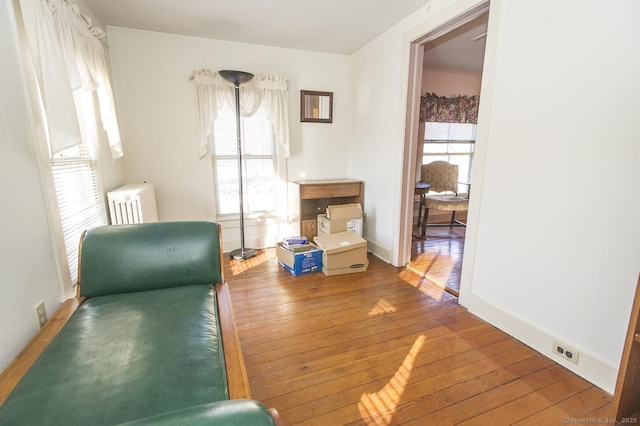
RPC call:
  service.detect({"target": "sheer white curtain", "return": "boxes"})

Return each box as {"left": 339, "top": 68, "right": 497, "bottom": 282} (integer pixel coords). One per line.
{"left": 19, "top": 0, "right": 123, "bottom": 159}
{"left": 190, "top": 69, "right": 290, "bottom": 158}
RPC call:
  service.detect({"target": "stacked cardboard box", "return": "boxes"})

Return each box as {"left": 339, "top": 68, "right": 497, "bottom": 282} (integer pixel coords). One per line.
{"left": 317, "top": 203, "right": 363, "bottom": 237}
{"left": 314, "top": 231, "right": 368, "bottom": 276}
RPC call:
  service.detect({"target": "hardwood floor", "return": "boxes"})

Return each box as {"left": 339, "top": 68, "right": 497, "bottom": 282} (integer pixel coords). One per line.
{"left": 408, "top": 225, "right": 466, "bottom": 296}
{"left": 224, "top": 248, "right": 611, "bottom": 425}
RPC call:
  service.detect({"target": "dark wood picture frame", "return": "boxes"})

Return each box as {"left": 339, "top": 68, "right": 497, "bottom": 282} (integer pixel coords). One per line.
{"left": 300, "top": 90, "right": 333, "bottom": 123}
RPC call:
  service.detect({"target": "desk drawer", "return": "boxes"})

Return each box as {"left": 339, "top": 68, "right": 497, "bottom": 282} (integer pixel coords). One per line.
{"left": 300, "top": 182, "right": 361, "bottom": 199}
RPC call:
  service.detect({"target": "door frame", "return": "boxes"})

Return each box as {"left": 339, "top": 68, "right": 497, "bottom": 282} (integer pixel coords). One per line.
{"left": 397, "top": 1, "right": 490, "bottom": 267}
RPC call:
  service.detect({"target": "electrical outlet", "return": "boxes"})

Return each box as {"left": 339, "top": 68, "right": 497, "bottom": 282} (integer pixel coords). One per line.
{"left": 35, "top": 301, "right": 47, "bottom": 329}
{"left": 552, "top": 340, "right": 579, "bottom": 365}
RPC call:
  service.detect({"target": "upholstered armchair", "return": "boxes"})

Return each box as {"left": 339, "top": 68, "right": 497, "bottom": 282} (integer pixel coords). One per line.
{"left": 420, "top": 161, "right": 469, "bottom": 236}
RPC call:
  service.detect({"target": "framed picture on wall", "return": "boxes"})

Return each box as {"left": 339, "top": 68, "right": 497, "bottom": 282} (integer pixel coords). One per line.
{"left": 300, "top": 90, "right": 333, "bottom": 123}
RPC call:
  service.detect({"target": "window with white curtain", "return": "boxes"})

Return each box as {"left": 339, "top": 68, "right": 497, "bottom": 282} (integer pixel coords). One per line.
{"left": 51, "top": 89, "right": 107, "bottom": 285}
{"left": 211, "top": 102, "right": 276, "bottom": 216}
{"left": 18, "top": 0, "right": 122, "bottom": 292}
{"left": 190, "top": 70, "right": 289, "bottom": 220}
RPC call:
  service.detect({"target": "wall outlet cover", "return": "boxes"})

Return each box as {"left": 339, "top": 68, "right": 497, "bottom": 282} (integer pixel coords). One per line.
{"left": 552, "top": 340, "right": 579, "bottom": 365}
{"left": 35, "top": 301, "right": 47, "bottom": 329}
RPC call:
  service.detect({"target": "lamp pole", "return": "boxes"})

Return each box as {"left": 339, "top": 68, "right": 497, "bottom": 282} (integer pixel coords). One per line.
{"left": 219, "top": 70, "right": 256, "bottom": 260}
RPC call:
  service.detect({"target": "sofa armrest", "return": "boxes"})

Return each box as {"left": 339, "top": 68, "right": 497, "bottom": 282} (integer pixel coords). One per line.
{"left": 118, "top": 400, "right": 280, "bottom": 426}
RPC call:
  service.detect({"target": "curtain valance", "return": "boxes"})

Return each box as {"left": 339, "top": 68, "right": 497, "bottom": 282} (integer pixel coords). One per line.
{"left": 420, "top": 92, "right": 479, "bottom": 124}
{"left": 190, "top": 69, "right": 290, "bottom": 158}
{"left": 20, "top": 0, "right": 123, "bottom": 159}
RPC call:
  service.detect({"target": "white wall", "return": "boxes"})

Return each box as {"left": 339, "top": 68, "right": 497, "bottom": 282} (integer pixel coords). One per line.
{"left": 106, "top": 27, "right": 351, "bottom": 249}
{"left": 349, "top": 0, "right": 482, "bottom": 261}
{"left": 0, "top": 0, "right": 63, "bottom": 370}
{"left": 460, "top": 0, "right": 640, "bottom": 393}
{"left": 422, "top": 67, "right": 481, "bottom": 97}
{"left": 350, "top": 0, "right": 640, "bottom": 393}
{"left": 348, "top": 20, "right": 413, "bottom": 261}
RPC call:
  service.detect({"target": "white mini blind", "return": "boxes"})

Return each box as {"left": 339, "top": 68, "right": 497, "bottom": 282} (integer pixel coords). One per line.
{"left": 424, "top": 122, "right": 477, "bottom": 141}
{"left": 51, "top": 156, "right": 106, "bottom": 284}
{"left": 50, "top": 88, "right": 107, "bottom": 285}
{"left": 211, "top": 102, "right": 276, "bottom": 216}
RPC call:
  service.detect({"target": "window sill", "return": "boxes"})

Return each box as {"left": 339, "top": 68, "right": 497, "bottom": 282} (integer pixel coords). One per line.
{"left": 207, "top": 211, "right": 291, "bottom": 227}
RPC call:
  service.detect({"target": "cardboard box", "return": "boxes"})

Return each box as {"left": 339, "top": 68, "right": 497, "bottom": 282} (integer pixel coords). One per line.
{"left": 317, "top": 203, "right": 363, "bottom": 237}
{"left": 313, "top": 231, "right": 368, "bottom": 276}
{"left": 276, "top": 243, "right": 322, "bottom": 276}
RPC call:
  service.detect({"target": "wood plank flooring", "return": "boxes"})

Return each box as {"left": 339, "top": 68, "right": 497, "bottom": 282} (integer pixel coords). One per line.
{"left": 224, "top": 248, "right": 611, "bottom": 425}
{"left": 408, "top": 225, "right": 466, "bottom": 296}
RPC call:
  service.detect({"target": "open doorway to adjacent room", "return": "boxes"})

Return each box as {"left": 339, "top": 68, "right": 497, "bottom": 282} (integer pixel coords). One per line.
{"left": 401, "top": 4, "right": 488, "bottom": 297}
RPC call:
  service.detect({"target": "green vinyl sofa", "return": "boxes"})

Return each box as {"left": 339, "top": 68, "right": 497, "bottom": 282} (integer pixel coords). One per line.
{"left": 0, "top": 221, "right": 280, "bottom": 425}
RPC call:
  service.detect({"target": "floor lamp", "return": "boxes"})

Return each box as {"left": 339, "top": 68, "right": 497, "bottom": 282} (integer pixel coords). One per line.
{"left": 219, "top": 70, "right": 256, "bottom": 260}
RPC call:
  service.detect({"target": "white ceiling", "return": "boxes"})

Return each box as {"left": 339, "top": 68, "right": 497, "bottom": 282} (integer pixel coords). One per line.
{"left": 84, "top": 0, "right": 433, "bottom": 55}
{"left": 85, "top": 0, "right": 487, "bottom": 73}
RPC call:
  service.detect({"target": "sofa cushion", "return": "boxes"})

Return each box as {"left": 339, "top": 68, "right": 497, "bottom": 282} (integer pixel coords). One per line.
{"left": 0, "top": 284, "right": 228, "bottom": 425}
{"left": 80, "top": 222, "right": 223, "bottom": 298}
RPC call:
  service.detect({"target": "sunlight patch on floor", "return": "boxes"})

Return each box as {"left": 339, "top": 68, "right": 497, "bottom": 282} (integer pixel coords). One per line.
{"left": 406, "top": 250, "right": 458, "bottom": 297}
{"left": 409, "top": 251, "right": 454, "bottom": 282}
{"left": 368, "top": 298, "right": 397, "bottom": 316}
{"left": 229, "top": 251, "right": 271, "bottom": 276}
{"left": 358, "top": 335, "right": 426, "bottom": 425}
{"left": 398, "top": 268, "right": 447, "bottom": 301}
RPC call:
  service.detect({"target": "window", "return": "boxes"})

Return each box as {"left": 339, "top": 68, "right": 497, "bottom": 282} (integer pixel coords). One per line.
{"left": 211, "top": 102, "right": 276, "bottom": 216}
{"left": 191, "top": 70, "right": 289, "bottom": 225}
{"left": 18, "top": 0, "right": 121, "bottom": 295}
{"left": 51, "top": 89, "right": 107, "bottom": 285}
{"left": 423, "top": 122, "right": 476, "bottom": 193}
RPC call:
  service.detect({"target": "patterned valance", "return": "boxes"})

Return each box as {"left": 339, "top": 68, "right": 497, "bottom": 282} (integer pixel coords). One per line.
{"left": 420, "top": 93, "right": 479, "bottom": 124}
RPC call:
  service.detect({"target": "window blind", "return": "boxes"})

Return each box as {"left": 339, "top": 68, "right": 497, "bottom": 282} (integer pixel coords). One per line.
{"left": 424, "top": 122, "right": 477, "bottom": 141}
{"left": 211, "top": 102, "right": 276, "bottom": 216}
{"left": 51, "top": 157, "right": 106, "bottom": 284}
{"left": 50, "top": 89, "right": 107, "bottom": 285}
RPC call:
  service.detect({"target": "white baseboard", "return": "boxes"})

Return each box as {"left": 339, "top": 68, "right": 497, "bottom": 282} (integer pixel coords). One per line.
{"left": 461, "top": 292, "right": 618, "bottom": 395}
{"left": 366, "top": 238, "right": 391, "bottom": 263}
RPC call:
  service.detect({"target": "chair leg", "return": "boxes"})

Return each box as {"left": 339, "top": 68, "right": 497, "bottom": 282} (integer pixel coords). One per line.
{"left": 421, "top": 208, "right": 430, "bottom": 236}
{"left": 450, "top": 211, "right": 456, "bottom": 226}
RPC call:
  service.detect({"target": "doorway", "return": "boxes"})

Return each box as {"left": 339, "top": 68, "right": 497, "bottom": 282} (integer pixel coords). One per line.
{"left": 400, "top": 4, "right": 489, "bottom": 297}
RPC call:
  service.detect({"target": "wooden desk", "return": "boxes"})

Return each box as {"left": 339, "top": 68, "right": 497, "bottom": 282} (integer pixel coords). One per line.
{"left": 291, "top": 179, "right": 363, "bottom": 240}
